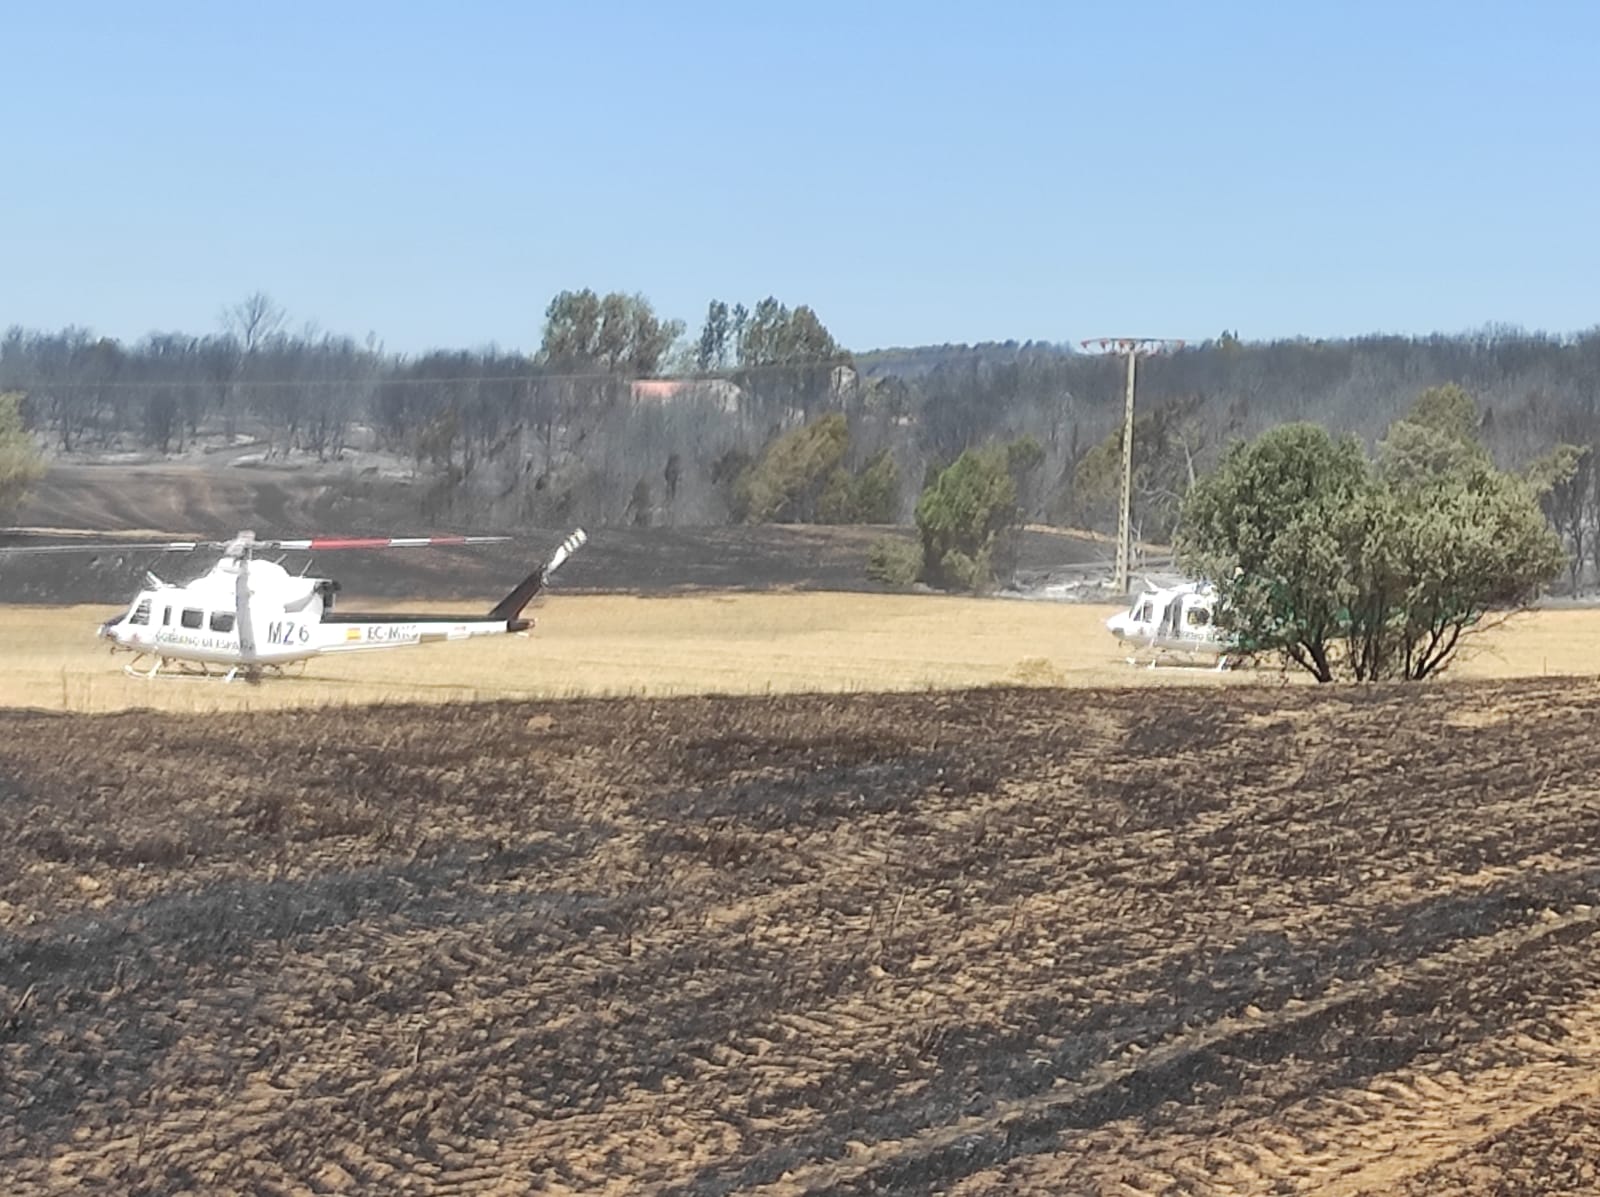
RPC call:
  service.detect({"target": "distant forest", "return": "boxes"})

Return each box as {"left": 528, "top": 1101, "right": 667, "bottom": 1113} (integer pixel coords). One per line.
{"left": 5, "top": 292, "right": 1600, "bottom": 569}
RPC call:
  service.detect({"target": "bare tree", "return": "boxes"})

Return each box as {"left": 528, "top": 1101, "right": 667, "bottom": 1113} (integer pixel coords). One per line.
{"left": 222, "top": 291, "right": 286, "bottom": 355}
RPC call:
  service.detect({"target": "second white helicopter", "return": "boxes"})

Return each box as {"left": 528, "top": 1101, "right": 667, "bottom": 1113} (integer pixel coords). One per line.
{"left": 1105, "top": 578, "right": 1239, "bottom": 669}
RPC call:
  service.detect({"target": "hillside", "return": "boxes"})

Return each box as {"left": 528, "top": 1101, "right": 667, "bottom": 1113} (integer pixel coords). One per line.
{"left": 2, "top": 463, "right": 1116, "bottom": 603}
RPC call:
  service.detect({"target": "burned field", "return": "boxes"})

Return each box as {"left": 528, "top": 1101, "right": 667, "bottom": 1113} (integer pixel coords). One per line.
{"left": 5, "top": 682, "right": 1600, "bottom": 1194}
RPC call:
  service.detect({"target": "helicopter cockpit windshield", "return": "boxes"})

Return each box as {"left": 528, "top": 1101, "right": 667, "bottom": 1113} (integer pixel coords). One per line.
{"left": 100, "top": 593, "right": 152, "bottom": 639}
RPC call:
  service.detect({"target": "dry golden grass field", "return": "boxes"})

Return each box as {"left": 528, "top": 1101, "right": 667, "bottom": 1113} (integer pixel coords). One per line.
{"left": 2, "top": 593, "right": 1600, "bottom": 713}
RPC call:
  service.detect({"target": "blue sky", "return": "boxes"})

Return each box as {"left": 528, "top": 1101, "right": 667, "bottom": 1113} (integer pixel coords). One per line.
{"left": 5, "top": 1, "right": 1597, "bottom": 356}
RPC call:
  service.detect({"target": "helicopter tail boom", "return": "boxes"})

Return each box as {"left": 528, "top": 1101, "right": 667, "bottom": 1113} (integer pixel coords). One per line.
{"left": 487, "top": 528, "right": 587, "bottom": 625}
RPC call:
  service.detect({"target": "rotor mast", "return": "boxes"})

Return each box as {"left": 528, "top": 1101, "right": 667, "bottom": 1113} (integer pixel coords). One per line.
{"left": 1080, "top": 337, "right": 1184, "bottom": 595}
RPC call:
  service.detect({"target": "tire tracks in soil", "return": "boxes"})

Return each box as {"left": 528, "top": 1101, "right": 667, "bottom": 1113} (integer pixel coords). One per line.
{"left": 743, "top": 901, "right": 1600, "bottom": 1196}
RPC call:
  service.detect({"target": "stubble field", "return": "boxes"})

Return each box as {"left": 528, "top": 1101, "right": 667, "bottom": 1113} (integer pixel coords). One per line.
{"left": 4, "top": 594, "right": 1600, "bottom": 713}
{"left": 6, "top": 679, "right": 1600, "bottom": 1194}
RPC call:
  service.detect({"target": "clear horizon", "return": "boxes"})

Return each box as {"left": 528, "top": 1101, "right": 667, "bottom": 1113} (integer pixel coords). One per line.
{"left": 6, "top": 1, "right": 1597, "bottom": 357}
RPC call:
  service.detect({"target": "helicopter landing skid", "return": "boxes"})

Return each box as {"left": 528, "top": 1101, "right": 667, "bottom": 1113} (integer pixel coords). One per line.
{"left": 120, "top": 654, "right": 284, "bottom": 683}
{"left": 122, "top": 653, "right": 164, "bottom": 680}
{"left": 1124, "top": 649, "right": 1235, "bottom": 672}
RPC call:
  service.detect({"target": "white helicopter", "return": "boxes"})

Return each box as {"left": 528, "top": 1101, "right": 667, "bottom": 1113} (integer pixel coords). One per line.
{"left": 1, "top": 527, "right": 587, "bottom": 682}
{"left": 1105, "top": 577, "right": 1240, "bottom": 670}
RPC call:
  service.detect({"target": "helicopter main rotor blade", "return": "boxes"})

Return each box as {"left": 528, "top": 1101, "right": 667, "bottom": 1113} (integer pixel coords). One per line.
{"left": 0, "top": 533, "right": 512, "bottom": 556}
{"left": 260, "top": 535, "right": 511, "bottom": 552}
{"left": 0, "top": 539, "right": 212, "bottom": 555}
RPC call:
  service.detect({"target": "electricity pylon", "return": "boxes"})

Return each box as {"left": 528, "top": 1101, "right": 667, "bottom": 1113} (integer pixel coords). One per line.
{"left": 1080, "top": 337, "right": 1185, "bottom": 594}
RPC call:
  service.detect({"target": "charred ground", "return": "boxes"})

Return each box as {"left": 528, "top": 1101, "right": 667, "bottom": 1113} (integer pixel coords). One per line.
{"left": 5, "top": 681, "right": 1600, "bottom": 1192}
{"left": 4, "top": 463, "right": 1110, "bottom": 603}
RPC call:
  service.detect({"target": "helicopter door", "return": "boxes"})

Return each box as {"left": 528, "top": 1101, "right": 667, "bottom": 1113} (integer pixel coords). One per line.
{"left": 1181, "top": 595, "right": 1215, "bottom": 640}
{"left": 1159, "top": 594, "right": 1183, "bottom": 639}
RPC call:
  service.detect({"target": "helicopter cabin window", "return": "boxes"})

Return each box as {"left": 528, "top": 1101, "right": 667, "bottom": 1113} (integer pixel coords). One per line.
{"left": 1186, "top": 606, "right": 1213, "bottom": 628}
{"left": 128, "top": 598, "right": 151, "bottom": 626}
{"left": 180, "top": 608, "right": 203, "bottom": 630}
{"left": 1135, "top": 600, "right": 1154, "bottom": 624}
{"left": 162, "top": 606, "right": 172, "bottom": 627}
{"left": 210, "top": 611, "right": 235, "bottom": 633}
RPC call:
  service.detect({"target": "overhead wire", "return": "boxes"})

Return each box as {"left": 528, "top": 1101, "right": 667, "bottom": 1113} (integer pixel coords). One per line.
{"left": 0, "top": 358, "right": 862, "bottom": 391}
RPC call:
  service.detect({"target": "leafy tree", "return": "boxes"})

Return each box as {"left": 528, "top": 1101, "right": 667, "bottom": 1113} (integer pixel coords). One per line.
{"left": 1179, "top": 415, "right": 1563, "bottom": 683}
{"left": 1405, "top": 382, "right": 1481, "bottom": 444}
{"left": 734, "top": 413, "right": 851, "bottom": 523}
{"left": 0, "top": 392, "right": 46, "bottom": 519}
{"left": 1375, "top": 385, "right": 1492, "bottom": 487}
{"left": 849, "top": 450, "right": 902, "bottom": 523}
{"left": 817, "top": 448, "right": 901, "bottom": 524}
{"left": 1526, "top": 443, "right": 1591, "bottom": 592}
{"left": 1376, "top": 418, "right": 1490, "bottom": 486}
{"left": 866, "top": 536, "right": 922, "bottom": 587}
{"left": 1347, "top": 466, "right": 1564, "bottom": 680}
{"left": 914, "top": 444, "right": 1020, "bottom": 591}
{"left": 737, "top": 298, "right": 847, "bottom": 368}
{"left": 1179, "top": 423, "right": 1370, "bottom": 681}
{"left": 696, "top": 300, "right": 731, "bottom": 371}
{"left": 539, "top": 288, "right": 601, "bottom": 364}
{"left": 539, "top": 289, "right": 684, "bottom": 375}
{"left": 730, "top": 303, "right": 749, "bottom": 362}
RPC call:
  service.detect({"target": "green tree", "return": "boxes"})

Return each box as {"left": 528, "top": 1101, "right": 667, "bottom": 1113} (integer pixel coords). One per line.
{"left": 914, "top": 444, "right": 1020, "bottom": 591}
{"left": 734, "top": 413, "right": 851, "bottom": 523}
{"left": 1405, "top": 382, "right": 1481, "bottom": 444}
{"left": 737, "top": 298, "right": 847, "bottom": 368}
{"left": 1178, "top": 423, "right": 1371, "bottom": 681}
{"left": 538, "top": 288, "right": 601, "bottom": 363}
{"left": 696, "top": 300, "right": 731, "bottom": 371}
{"left": 1178, "top": 416, "right": 1563, "bottom": 683}
{"left": 849, "top": 450, "right": 902, "bottom": 523}
{"left": 1374, "top": 382, "right": 1493, "bottom": 489}
{"left": 866, "top": 536, "right": 923, "bottom": 587}
{"left": 1376, "top": 418, "right": 1490, "bottom": 486}
{"left": 817, "top": 449, "right": 901, "bottom": 524}
{"left": 1525, "top": 443, "right": 1590, "bottom": 592}
{"left": 0, "top": 392, "right": 46, "bottom": 520}
{"left": 539, "top": 290, "right": 684, "bottom": 375}
{"left": 1347, "top": 468, "right": 1564, "bottom": 680}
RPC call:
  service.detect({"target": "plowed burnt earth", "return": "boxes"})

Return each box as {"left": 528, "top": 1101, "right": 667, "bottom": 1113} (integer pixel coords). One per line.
{"left": 5, "top": 681, "right": 1600, "bottom": 1194}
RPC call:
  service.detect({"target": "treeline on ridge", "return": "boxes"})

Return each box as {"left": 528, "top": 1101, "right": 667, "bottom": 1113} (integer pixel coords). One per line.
{"left": 4, "top": 294, "right": 1600, "bottom": 589}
